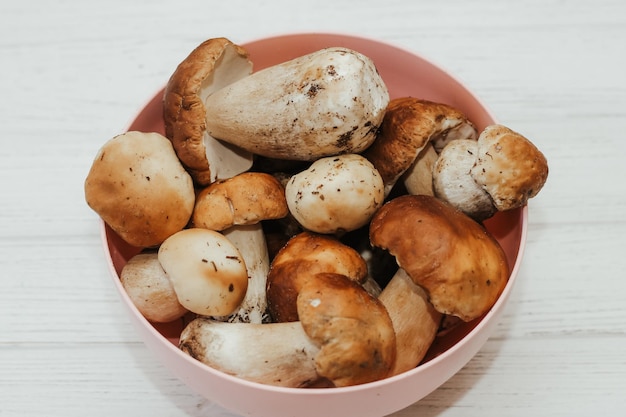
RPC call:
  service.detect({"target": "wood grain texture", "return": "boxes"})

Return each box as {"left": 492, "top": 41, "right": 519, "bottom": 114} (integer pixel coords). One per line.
{"left": 1, "top": 0, "right": 625, "bottom": 416}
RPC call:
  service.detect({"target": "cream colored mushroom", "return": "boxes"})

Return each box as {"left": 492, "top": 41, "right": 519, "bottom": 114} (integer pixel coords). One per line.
{"left": 364, "top": 97, "right": 477, "bottom": 197}
{"left": 285, "top": 154, "right": 384, "bottom": 234}
{"left": 401, "top": 142, "right": 438, "bottom": 196}
{"left": 158, "top": 228, "right": 248, "bottom": 317}
{"left": 163, "top": 37, "right": 254, "bottom": 185}
{"left": 84, "top": 131, "right": 195, "bottom": 248}
{"left": 120, "top": 251, "right": 188, "bottom": 323}
{"left": 203, "top": 47, "right": 389, "bottom": 161}
{"left": 180, "top": 272, "right": 396, "bottom": 387}
{"left": 192, "top": 172, "right": 289, "bottom": 323}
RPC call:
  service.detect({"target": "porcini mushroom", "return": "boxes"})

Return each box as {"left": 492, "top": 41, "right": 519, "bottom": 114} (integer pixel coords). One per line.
{"left": 180, "top": 272, "right": 396, "bottom": 387}
{"left": 203, "top": 47, "right": 389, "bottom": 161}
{"left": 266, "top": 231, "right": 369, "bottom": 323}
{"left": 285, "top": 154, "right": 384, "bottom": 235}
{"left": 158, "top": 228, "right": 248, "bottom": 317}
{"left": 120, "top": 251, "right": 188, "bottom": 323}
{"left": 370, "top": 194, "right": 509, "bottom": 322}
{"left": 433, "top": 139, "right": 497, "bottom": 221}
{"left": 192, "top": 172, "right": 289, "bottom": 323}
{"left": 470, "top": 124, "right": 549, "bottom": 211}
{"left": 84, "top": 131, "right": 195, "bottom": 248}
{"left": 163, "top": 37, "right": 254, "bottom": 185}
{"left": 363, "top": 97, "right": 477, "bottom": 197}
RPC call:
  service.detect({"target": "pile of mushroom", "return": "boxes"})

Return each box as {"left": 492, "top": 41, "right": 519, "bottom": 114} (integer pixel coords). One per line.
{"left": 84, "top": 37, "right": 549, "bottom": 388}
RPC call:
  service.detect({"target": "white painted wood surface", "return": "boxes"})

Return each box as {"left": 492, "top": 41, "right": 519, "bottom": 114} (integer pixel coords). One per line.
{"left": 1, "top": 0, "right": 625, "bottom": 415}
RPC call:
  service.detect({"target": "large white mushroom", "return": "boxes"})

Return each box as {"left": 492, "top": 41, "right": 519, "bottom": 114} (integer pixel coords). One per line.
{"left": 203, "top": 47, "right": 389, "bottom": 161}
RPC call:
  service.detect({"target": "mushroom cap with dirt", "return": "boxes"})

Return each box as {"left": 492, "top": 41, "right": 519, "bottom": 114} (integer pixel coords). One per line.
{"left": 369, "top": 194, "right": 509, "bottom": 322}
{"left": 285, "top": 154, "right": 384, "bottom": 235}
{"left": 163, "top": 37, "right": 254, "bottom": 185}
{"left": 84, "top": 131, "right": 195, "bottom": 248}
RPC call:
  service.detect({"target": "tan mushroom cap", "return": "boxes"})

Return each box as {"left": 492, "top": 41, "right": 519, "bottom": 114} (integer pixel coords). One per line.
{"left": 369, "top": 194, "right": 509, "bottom": 322}
{"left": 297, "top": 272, "right": 396, "bottom": 387}
{"left": 158, "top": 228, "right": 249, "bottom": 317}
{"left": 120, "top": 252, "right": 188, "bottom": 323}
{"left": 471, "top": 124, "right": 549, "bottom": 211}
{"left": 192, "top": 172, "right": 289, "bottom": 231}
{"left": 163, "top": 37, "right": 253, "bottom": 185}
{"left": 364, "top": 97, "right": 477, "bottom": 196}
{"left": 266, "top": 232, "right": 368, "bottom": 323}
{"left": 84, "top": 131, "right": 195, "bottom": 248}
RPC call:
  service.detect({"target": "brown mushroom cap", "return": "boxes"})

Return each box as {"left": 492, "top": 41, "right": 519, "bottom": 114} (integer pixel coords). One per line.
{"left": 163, "top": 38, "right": 253, "bottom": 185}
{"left": 84, "top": 131, "right": 195, "bottom": 248}
{"left": 471, "top": 124, "right": 549, "bottom": 211}
{"left": 369, "top": 194, "right": 509, "bottom": 322}
{"left": 192, "top": 172, "right": 289, "bottom": 231}
{"left": 364, "top": 97, "right": 477, "bottom": 196}
{"left": 266, "top": 232, "right": 368, "bottom": 322}
{"left": 297, "top": 272, "right": 396, "bottom": 387}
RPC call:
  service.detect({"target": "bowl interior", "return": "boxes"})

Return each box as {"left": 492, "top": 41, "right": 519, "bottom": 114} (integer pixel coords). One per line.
{"left": 102, "top": 33, "right": 526, "bottom": 414}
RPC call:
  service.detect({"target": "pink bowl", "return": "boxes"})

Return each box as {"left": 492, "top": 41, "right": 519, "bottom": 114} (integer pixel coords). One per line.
{"left": 102, "top": 33, "right": 527, "bottom": 417}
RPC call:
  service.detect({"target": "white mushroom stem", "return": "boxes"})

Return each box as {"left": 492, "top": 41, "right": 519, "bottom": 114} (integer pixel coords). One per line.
{"left": 378, "top": 268, "right": 442, "bottom": 376}
{"left": 219, "top": 224, "right": 270, "bottom": 323}
{"left": 180, "top": 317, "right": 320, "bottom": 387}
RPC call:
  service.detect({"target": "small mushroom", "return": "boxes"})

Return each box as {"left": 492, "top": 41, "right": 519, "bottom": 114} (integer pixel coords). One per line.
{"left": 470, "top": 124, "right": 549, "bottom": 211}
{"left": 401, "top": 142, "right": 438, "bottom": 196}
{"left": 433, "top": 139, "right": 497, "bottom": 221}
{"left": 192, "top": 172, "right": 288, "bottom": 231}
{"left": 84, "top": 131, "right": 195, "bottom": 248}
{"left": 120, "top": 251, "right": 188, "bottom": 323}
{"left": 192, "top": 172, "right": 289, "bottom": 323}
{"left": 203, "top": 47, "right": 389, "bottom": 161}
{"left": 370, "top": 194, "right": 509, "bottom": 322}
{"left": 364, "top": 97, "right": 477, "bottom": 196}
{"left": 158, "top": 228, "right": 248, "bottom": 317}
{"left": 285, "top": 154, "right": 384, "bottom": 235}
{"left": 266, "top": 231, "right": 369, "bottom": 323}
{"left": 163, "top": 37, "right": 254, "bottom": 185}
{"left": 180, "top": 272, "right": 396, "bottom": 387}
{"left": 377, "top": 268, "right": 442, "bottom": 376}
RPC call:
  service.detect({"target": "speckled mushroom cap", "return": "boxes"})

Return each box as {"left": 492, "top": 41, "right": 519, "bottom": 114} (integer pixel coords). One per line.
{"left": 266, "top": 232, "right": 368, "bottom": 323}
{"left": 297, "top": 272, "right": 396, "bottom": 387}
{"left": 192, "top": 172, "right": 289, "bottom": 231}
{"left": 471, "top": 124, "right": 549, "bottom": 211}
{"left": 369, "top": 194, "right": 509, "bottom": 322}
{"left": 84, "top": 131, "right": 195, "bottom": 248}
{"left": 364, "top": 97, "right": 477, "bottom": 196}
{"left": 163, "top": 37, "right": 254, "bottom": 185}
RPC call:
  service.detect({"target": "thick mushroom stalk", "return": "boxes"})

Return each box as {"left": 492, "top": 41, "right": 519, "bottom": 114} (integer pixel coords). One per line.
{"left": 370, "top": 194, "right": 509, "bottom": 322}
{"left": 363, "top": 97, "right": 477, "bottom": 197}
{"left": 192, "top": 172, "right": 289, "bottom": 323}
{"left": 378, "top": 268, "right": 442, "bottom": 376}
{"left": 204, "top": 47, "right": 389, "bottom": 161}
{"left": 180, "top": 318, "right": 320, "bottom": 387}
